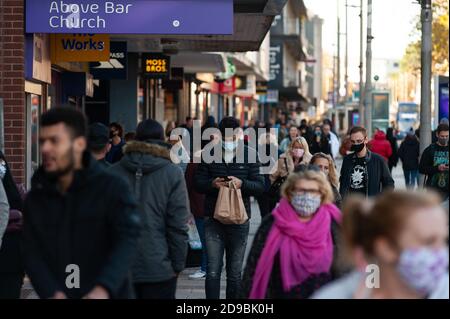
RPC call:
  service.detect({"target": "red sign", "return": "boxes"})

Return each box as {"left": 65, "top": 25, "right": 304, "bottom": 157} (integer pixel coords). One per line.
{"left": 211, "top": 77, "right": 236, "bottom": 94}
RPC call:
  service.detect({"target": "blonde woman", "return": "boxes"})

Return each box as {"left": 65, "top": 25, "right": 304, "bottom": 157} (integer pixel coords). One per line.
{"left": 242, "top": 170, "right": 341, "bottom": 299}
{"left": 311, "top": 153, "right": 342, "bottom": 208}
{"left": 270, "top": 136, "right": 312, "bottom": 184}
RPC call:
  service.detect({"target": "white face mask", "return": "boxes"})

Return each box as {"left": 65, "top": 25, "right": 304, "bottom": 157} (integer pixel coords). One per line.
{"left": 397, "top": 247, "right": 449, "bottom": 296}
{"left": 223, "top": 140, "right": 237, "bottom": 152}
{"left": 290, "top": 193, "right": 321, "bottom": 217}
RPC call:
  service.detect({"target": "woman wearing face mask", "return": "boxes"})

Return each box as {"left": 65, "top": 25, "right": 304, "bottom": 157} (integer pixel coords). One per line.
{"left": 311, "top": 153, "right": 342, "bottom": 208}
{"left": 270, "top": 137, "right": 312, "bottom": 184}
{"left": 312, "top": 191, "right": 449, "bottom": 299}
{"left": 242, "top": 170, "right": 342, "bottom": 299}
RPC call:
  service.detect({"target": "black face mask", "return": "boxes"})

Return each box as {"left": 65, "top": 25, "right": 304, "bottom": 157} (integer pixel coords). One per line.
{"left": 351, "top": 143, "right": 365, "bottom": 153}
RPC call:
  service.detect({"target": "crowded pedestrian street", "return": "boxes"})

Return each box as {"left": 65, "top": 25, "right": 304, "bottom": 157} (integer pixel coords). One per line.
{"left": 0, "top": 0, "right": 448, "bottom": 310}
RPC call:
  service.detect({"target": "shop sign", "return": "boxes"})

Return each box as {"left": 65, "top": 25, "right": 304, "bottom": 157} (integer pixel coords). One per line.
{"left": 142, "top": 54, "right": 170, "bottom": 78}
{"left": 211, "top": 77, "right": 236, "bottom": 94}
{"left": 25, "top": 0, "right": 233, "bottom": 35}
{"left": 50, "top": 33, "right": 110, "bottom": 62}
{"left": 90, "top": 41, "right": 127, "bottom": 80}
{"left": 256, "top": 81, "right": 268, "bottom": 95}
{"left": 25, "top": 34, "right": 52, "bottom": 84}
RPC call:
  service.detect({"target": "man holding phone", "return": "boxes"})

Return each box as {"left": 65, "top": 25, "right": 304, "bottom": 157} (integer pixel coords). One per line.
{"left": 195, "top": 117, "right": 264, "bottom": 300}
{"left": 420, "top": 123, "right": 449, "bottom": 200}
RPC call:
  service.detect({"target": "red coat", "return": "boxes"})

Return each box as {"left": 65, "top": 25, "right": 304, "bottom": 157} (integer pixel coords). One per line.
{"left": 368, "top": 131, "right": 393, "bottom": 162}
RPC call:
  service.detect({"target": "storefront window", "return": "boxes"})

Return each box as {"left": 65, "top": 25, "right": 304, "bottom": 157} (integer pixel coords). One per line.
{"left": 27, "top": 93, "right": 41, "bottom": 187}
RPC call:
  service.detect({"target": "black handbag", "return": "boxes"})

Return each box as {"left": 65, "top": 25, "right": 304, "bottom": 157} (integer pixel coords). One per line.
{"left": 267, "top": 158, "right": 288, "bottom": 200}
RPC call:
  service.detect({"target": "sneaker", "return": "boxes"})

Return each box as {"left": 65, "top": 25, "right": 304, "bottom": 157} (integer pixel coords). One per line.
{"left": 189, "top": 270, "right": 206, "bottom": 279}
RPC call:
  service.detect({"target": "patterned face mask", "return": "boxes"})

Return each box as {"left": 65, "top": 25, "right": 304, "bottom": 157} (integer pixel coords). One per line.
{"left": 290, "top": 193, "right": 321, "bottom": 217}
{"left": 397, "top": 247, "right": 449, "bottom": 296}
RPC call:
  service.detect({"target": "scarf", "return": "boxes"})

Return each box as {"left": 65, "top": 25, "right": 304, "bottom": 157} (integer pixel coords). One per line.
{"left": 249, "top": 198, "right": 341, "bottom": 299}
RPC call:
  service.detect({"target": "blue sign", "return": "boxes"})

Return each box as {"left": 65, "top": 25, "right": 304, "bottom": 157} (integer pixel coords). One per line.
{"left": 25, "top": 0, "right": 233, "bottom": 34}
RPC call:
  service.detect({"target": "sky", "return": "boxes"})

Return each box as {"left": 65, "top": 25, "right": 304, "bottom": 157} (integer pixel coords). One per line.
{"left": 304, "top": 0, "right": 419, "bottom": 82}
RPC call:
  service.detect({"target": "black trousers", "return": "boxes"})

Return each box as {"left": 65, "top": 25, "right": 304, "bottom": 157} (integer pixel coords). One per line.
{"left": 0, "top": 232, "right": 24, "bottom": 299}
{"left": 134, "top": 277, "right": 178, "bottom": 299}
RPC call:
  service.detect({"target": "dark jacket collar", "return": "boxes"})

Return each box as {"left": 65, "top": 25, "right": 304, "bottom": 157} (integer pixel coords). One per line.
{"left": 351, "top": 149, "right": 372, "bottom": 162}
{"left": 32, "top": 152, "right": 102, "bottom": 194}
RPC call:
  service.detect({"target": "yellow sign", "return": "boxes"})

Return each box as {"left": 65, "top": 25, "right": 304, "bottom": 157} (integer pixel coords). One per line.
{"left": 142, "top": 54, "right": 170, "bottom": 78}
{"left": 50, "top": 34, "right": 110, "bottom": 62}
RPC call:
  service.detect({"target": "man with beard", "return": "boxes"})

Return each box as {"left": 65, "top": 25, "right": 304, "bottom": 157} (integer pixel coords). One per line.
{"left": 106, "top": 122, "right": 125, "bottom": 164}
{"left": 339, "top": 126, "right": 394, "bottom": 199}
{"left": 22, "top": 107, "right": 141, "bottom": 299}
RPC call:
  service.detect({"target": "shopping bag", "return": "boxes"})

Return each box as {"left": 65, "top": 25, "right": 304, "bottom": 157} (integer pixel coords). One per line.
{"left": 213, "top": 181, "right": 248, "bottom": 225}
{"left": 187, "top": 214, "right": 202, "bottom": 250}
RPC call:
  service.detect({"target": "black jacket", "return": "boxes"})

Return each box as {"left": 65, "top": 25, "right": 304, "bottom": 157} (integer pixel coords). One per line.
{"left": 398, "top": 137, "right": 420, "bottom": 170}
{"left": 195, "top": 144, "right": 265, "bottom": 219}
{"left": 419, "top": 143, "right": 449, "bottom": 198}
{"left": 22, "top": 153, "right": 141, "bottom": 299}
{"left": 339, "top": 150, "right": 395, "bottom": 198}
{"left": 111, "top": 140, "right": 189, "bottom": 283}
{"left": 241, "top": 214, "right": 343, "bottom": 299}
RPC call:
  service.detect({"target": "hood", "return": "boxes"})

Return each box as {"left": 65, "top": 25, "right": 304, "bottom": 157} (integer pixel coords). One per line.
{"left": 374, "top": 131, "right": 386, "bottom": 140}
{"left": 120, "top": 140, "right": 172, "bottom": 174}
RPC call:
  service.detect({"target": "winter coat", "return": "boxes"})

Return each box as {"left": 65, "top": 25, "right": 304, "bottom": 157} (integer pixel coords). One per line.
{"left": 339, "top": 150, "right": 395, "bottom": 198}
{"left": 112, "top": 140, "right": 190, "bottom": 283}
{"left": 398, "top": 136, "right": 420, "bottom": 170}
{"left": 241, "top": 214, "right": 343, "bottom": 299}
{"left": 368, "top": 131, "right": 393, "bottom": 162}
{"left": 23, "top": 152, "right": 141, "bottom": 299}
{"left": 194, "top": 144, "right": 265, "bottom": 219}
{"left": 0, "top": 182, "right": 9, "bottom": 249}
{"left": 185, "top": 163, "right": 205, "bottom": 218}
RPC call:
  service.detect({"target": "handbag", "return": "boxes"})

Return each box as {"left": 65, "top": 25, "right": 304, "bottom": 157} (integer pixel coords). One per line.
{"left": 213, "top": 181, "right": 248, "bottom": 225}
{"left": 267, "top": 157, "right": 288, "bottom": 200}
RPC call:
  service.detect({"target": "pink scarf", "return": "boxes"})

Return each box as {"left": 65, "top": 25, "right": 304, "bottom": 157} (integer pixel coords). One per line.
{"left": 249, "top": 198, "right": 342, "bottom": 299}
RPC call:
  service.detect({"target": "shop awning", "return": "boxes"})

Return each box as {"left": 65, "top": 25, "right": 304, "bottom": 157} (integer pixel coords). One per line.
{"left": 278, "top": 87, "right": 309, "bottom": 103}
{"left": 171, "top": 53, "right": 227, "bottom": 74}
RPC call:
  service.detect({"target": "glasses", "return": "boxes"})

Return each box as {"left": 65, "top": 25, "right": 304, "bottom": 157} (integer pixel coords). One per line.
{"left": 292, "top": 188, "right": 321, "bottom": 196}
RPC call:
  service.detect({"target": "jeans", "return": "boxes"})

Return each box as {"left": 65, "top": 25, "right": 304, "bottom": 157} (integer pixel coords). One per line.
{"left": 204, "top": 217, "right": 250, "bottom": 299}
{"left": 194, "top": 217, "right": 208, "bottom": 273}
{"left": 404, "top": 169, "right": 419, "bottom": 189}
{"left": 134, "top": 277, "right": 178, "bottom": 299}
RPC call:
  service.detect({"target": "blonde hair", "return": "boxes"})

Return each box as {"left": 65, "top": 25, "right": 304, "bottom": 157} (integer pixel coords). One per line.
{"left": 343, "top": 191, "right": 442, "bottom": 256}
{"left": 311, "top": 153, "right": 339, "bottom": 188}
{"left": 281, "top": 170, "right": 334, "bottom": 205}
{"left": 287, "top": 136, "right": 312, "bottom": 163}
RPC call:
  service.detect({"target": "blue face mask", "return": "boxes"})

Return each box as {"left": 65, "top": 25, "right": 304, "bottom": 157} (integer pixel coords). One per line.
{"left": 223, "top": 141, "right": 238, "bottom": 152}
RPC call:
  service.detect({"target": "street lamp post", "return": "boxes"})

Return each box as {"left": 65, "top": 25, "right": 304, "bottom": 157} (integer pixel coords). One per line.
{"left": 419, "top": 0, "right": 433, "bottom": 157}
{"left": 364, "top": 0, "right": 373, "bottom": 134}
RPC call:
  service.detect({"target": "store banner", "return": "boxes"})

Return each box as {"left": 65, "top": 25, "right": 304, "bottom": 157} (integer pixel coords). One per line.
{"left": 25, "top": 34, "right": 52, "bottom": 84}
{"left": 90, "top": 41, "right": 128, "bottom": 80}
{"left": 269, "top": 38, "right": 283, "bottom": 89}
{"left": 50, "top": 34, "right": 110, "bottom": 62}
{"left": 142, "top": 53, "right": 170, "bottom": 78}
{"left": 256, "top": 81, "right": 268, "bottom": 95}
{"left": 25, "top": 0, "right": 233, "bottom": 34}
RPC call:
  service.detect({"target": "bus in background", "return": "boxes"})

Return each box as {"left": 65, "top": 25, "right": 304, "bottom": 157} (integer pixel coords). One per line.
{"left": 397, "top": 102, "right": 419, "bottom": 139}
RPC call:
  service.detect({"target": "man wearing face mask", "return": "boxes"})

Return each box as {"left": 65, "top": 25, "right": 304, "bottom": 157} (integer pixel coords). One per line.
{"left": 339, "top": 126, "right": 394, "bottom": 199}
{"left": 195, "top": 117, "right": 264, "bottom": 300}
{"left": 419, "top": 123, "right": 449, "bottom": 201}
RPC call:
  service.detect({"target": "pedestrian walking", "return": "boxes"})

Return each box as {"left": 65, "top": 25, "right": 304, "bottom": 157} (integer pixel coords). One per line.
{"left": 269, "top": 136, "right": 312, "bottom": 211}
{"left": 112, "top": 119, "right": 190, "bottom": 299}
{"left": 310, "top": 153, "right": 342, "bottom": 208}
{"left": 185, "top": 159, "right": 207, "bottom": 280}
{"left": 386, "top": 127, "right": 399, "bottom": 172}
{"left": 242, "top": 170, "right": 342, "bottom": 299}
{"left": 279, "top": 126, "right": 299, "bottom": 154}
{"left": 368, "top": 129, "right": 393, "bottom": 163}
{"left": 0, "top": 181, "right": 9, "bottom": 250}
{"left": 195, "top": 116, "right": 264, "bottom": 300}
{"left": 88, "top": 122, "right": 111, "bottom": 170}
{"left": 23, "top": 107, "right": 141, "bottom": 299}
{"left": 398, "top": 131, "right": 420, "bottom": 189}
{"left": 106, "top": 122, "right": 125, "bottom": 164}
{"left": 0, "top": 151, "right": 25, "bottom": 299}
{"left": 339, "top": 126, "right": 394, "bottom": 199}
{"left": 419, "top": 123, "right": 449, "bottom": 201}
{"left": 313, "top": 191, "right": 449, "bottom": 299}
